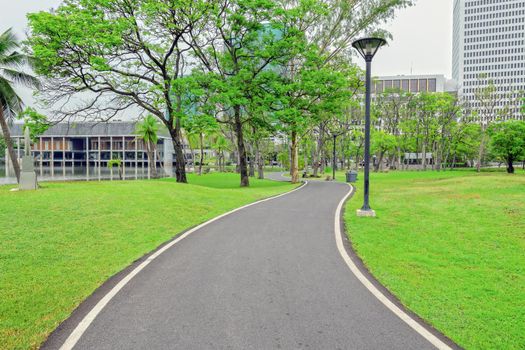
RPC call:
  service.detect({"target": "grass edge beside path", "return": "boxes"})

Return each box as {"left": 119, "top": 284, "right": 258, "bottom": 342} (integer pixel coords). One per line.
{"left": 343, "top": 170, "right": 525, "bottom": 350}
{"left": 0, "top": 173, "right": 298, "bottom": 350}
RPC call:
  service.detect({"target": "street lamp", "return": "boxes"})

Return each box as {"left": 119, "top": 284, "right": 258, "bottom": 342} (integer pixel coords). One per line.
{"left": 352, "top": 37, "right": 386, "bottom": 217}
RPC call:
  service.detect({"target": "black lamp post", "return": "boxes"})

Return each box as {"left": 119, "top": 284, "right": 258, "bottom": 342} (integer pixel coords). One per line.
{"left": 352, "top": 37, "right": 386, "bottom": 217}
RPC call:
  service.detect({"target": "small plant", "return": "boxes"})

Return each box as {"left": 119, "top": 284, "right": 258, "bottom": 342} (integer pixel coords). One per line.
{"left": 107, "top": 158, "right": 123, "bottom": 180}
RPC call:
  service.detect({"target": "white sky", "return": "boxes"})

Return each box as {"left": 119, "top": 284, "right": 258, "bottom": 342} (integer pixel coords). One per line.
{"left": 0, "top": 0, "right": 454, "bottom": 110}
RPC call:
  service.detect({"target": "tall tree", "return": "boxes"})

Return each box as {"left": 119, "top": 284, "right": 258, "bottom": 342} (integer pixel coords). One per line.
{"left": 188, "top": 0, "right": 304, "bottom": 186}
{"left": 28, "top": 0, "right": 214, "bottom": 184}
{"left": 0, "top": 29, "right": 40, "bottom": 183}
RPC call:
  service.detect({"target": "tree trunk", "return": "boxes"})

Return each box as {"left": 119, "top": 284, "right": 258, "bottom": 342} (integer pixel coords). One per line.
{"left": 477, "top": 128, "right": 487, "bottom": 173}
{"left": 435, "top": 146, "right": 442, "bottom": 172}
{"left": 374, "top": 152, "right": 383, "bottom": 172}
{"left": 290, "top": 130, "right": 299, "bottom": 183}
{"left": 234, "top": 106, "right": 249, "bottom": 187}
{"left": 0, "top": 107, "right": 20, "bottom": 182}
{"left": 168, "top": 113, "right": 187, "bottom": 183}
{"left": 319, "top": 132, "right": 326, "bottom": 174}
{"left": 421, "top": 142, "right": 427, "bottom": 171}
{"left": 147, "top": 142, "right": 158, "bottom": 179}
{"left": 198, "top": 132, "right": 204, "bottom": 176}
{"left": 249, "top": 155, "right": 255, "bottom": 177}
{"left": 255, "top": 140, "right": 264, "bottom": 180}
{"left": 312, "top": 147, "right": 319, "bottom": 177}
{"left": 507, "top": 155, "right": 515, "bottom": 174}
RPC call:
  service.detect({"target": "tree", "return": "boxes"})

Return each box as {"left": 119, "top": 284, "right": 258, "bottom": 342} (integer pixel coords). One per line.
{"left": 136, "top": 115, "right": 160, "bottom": 179}
{"left": 188, "top": 0, "right": 304, "bottom": 186}
{"left": 184, "top": 114, "right": 217, "bottom": 175}
{"left": 0, "top": 29, "right": 40, "bottom": 183}
{"left": 371, "top": 130, "right": 396, "bottom": 172}
{"left": 212, "top": 134, "right": 231, "bottom": 172}
{"left": 19, "top": 107, "right": 49, "bottom": 142}
{"left": 470, "top": 74, "right": 514, "bottom": 172}
{"left": 28, "top": 0, "right": 214, "bottom": 184}
{"left": 488, "top": 120, "right": 525, "bottom": 174}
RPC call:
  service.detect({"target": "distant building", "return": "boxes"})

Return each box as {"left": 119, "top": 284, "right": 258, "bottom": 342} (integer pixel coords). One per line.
{"left": 5, "top": 122, "right": 182, "bottom": 179}
{"left": 372, "top": 74, "right": 458, "bottom": 95}
{"left": 452, "top": 0, "right": 525, "bottom": 122}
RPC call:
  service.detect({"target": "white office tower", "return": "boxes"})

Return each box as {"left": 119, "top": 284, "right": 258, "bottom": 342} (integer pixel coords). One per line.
{"left": 452, "top": 0, "right": 525, "bottom": 123}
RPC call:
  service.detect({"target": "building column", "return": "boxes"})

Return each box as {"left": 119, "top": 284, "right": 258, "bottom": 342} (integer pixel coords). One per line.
{"left": 147, "top": 140, "right": 151, "bottom": 180}
{"left": 122, "top": 136, "right": 126, "bottom": 179}
{"left": 39, "top": 137, "right": 44, "bottom": 177}
{"left": 51, "top": 137, "right": 55, "bottom": 177}
{"left": 5, "top": 148, "right": 10, "bottom": 177}
{"left": 135, "top": 138, "right": 138, "bottom": 180}
{"left": 110, "top": 136, "right": 113, "bottom": 180}
{"left": 98, "top": 136, "right": 101, "bottom": 181}
{"left": 63, "top": 137, "right": 66, "bottom": 177}
{"left": 163, "top": 138, "right": 174, "bottom": 177}
{"left": 86, "top": 137, "right": 90, "bottom": 180}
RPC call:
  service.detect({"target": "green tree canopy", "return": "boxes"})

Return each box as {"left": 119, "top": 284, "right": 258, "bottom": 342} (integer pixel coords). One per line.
{"left": 488, "top": 120, "right": 525, "bottom": 174}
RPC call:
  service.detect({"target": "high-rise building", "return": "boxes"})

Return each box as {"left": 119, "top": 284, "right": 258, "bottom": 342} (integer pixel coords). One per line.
{"left": 452, "top": 0, "right": 525, "bottom": 123}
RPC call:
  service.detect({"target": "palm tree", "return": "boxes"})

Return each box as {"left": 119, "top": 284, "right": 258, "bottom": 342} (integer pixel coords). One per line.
{"left": 0, "top": 29, "right": 40, "bottom": 183}
{"left": 136, "top": 115, "right": 159, "bottom": 179}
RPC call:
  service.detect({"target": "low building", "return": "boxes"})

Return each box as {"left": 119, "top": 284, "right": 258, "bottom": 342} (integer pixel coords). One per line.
{"left": 372, "top": 74, "right": 458, "bottom": 95}
{"left": 5, "top": 122, "right": 181, "bottom": 179}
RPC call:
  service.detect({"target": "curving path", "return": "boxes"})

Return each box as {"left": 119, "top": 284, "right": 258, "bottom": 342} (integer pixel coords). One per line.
{"left": 44, "top": 174, "right": 452, "bottom": 350}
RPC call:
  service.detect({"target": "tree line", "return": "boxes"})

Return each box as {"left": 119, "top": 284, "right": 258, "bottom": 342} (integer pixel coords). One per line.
{"left": 1, "top": 0, "right": 523, "bottom": 187}
{"left": 23, "top": 0, "right": 411, "bottom": 186}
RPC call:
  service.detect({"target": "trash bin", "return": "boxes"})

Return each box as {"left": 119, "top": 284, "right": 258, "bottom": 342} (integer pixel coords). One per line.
{"left": 346, "top": 171, "right": 358, "bottom": 183}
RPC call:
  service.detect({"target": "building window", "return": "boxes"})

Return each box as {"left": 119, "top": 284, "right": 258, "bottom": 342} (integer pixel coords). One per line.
{"left": 428, "top": 79, "right": 437, "bottom": 92}
{"left": 419, "top": 79, "right": 428, "bottom": 92}
{"left": 410, "top": 79, "right": 418, "bottom": 92}
{"left": 393, "top": 80, "right": 401, "bottom": 90}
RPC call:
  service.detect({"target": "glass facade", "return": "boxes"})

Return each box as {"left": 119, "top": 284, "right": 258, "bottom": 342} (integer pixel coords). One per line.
{"left": 453, "top": 0, "right": 525, "bottom": 121}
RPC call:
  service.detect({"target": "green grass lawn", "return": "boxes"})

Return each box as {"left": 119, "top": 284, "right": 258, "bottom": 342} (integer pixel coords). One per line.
{"left": 344, "top": 170, "right": 525, "bottom": 350}
{"left": 0, "top": 173, "right": 296, "bottom": 350}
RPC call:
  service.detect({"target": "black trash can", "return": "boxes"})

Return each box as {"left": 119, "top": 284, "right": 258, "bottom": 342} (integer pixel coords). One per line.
{"left": 346, "top": 171, "right": 358, "bottom": 183}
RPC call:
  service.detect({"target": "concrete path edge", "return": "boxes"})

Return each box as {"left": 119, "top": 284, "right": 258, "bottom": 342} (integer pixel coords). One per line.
{"left": 337, "top": 184, "right": 461, "bottom": 350}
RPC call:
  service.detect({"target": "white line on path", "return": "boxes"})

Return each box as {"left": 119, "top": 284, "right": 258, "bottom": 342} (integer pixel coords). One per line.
{"left": 334, "top": 184, "right": 453, "bottom": 350}
{"left": 59, "top": 182, "right": 308, "bottom": 350}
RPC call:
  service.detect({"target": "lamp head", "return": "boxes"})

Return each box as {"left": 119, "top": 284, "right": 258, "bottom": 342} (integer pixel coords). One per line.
{"left": 352, "top": 37, "right": 387, "bottom": 61}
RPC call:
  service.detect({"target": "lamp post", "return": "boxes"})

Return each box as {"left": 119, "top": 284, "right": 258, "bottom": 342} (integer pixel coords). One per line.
{"left": 352, "top": 37, "right": 386, "bottom": 217}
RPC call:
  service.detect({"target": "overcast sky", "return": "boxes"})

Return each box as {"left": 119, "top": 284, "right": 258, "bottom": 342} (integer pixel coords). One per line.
{"left": 0, "top": 0, "right": 454, "bottom": 109}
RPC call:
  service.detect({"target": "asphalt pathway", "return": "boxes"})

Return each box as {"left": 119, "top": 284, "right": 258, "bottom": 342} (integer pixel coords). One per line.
{"left": 50, "top": 174, "right": 441, "bottom": 350}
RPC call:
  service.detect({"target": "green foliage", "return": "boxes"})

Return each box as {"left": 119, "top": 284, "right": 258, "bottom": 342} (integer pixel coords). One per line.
{"left": 27, "top": 0, "right": 414, "bottom": 185}
{"left": 19, "top": 107, "right": 49, "bottom": 141}
{"left": 0, "top": 29, "right": 40, "bottom": 116}
{"left": 0, "top": 136, "right": 5, "bottom": 155}
{"left": 107, "top": 158, "right": 122, "bottom": 169}
{"left": 135, "top": 115, "right": 159, "bottom": 145}
{"left": 488, "top": 120, "right": 525, "bottom": 173}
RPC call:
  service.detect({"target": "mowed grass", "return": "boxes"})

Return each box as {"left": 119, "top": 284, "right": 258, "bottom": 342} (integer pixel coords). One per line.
{"left": 0, "top": 173, "right": 296, "bottom": 350}
{"left": 344, "top": 170, "right": 525, "bottom": 349}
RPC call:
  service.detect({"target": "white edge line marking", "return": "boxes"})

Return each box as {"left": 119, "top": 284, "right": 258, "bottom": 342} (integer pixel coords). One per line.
{"left": 59, "top": 181, "right": 308, "bottom": 350}
{"left": 335, "top": 184, "right": 452, "bottom": 350}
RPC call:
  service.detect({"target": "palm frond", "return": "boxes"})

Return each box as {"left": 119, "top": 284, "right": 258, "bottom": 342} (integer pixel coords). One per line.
{"left": 0, "top": 76, "right": 24, "bottom": 119}
{"left": 0, "top": 52, "right": 31, "bottom": 69}
{"left": 1, "top": 69, "right": 41, "bottom": 89}
{"left": 0, "top": 29, "right": 20, "bottom": 58}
